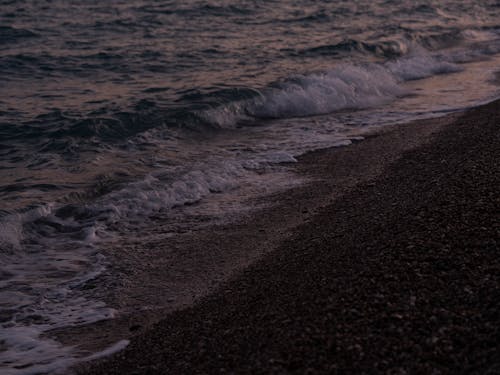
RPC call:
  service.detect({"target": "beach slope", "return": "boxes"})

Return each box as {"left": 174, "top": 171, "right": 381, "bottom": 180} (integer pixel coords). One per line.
{"left": 82, "top": 100, "right": 499, "bottom": 374}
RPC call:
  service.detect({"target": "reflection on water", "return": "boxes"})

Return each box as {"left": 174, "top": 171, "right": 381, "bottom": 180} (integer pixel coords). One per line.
{"left": 1, "top": 0, "right": 500, "bottom": 120}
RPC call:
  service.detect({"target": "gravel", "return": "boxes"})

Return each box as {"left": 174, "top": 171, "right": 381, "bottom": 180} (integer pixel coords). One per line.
{"left": 81, "top": 100, "right": 499, "bottom": 374}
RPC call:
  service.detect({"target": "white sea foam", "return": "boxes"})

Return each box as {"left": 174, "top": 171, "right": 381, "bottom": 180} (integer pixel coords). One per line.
{"left": 0, "top": 326, "right": 74, "bottom": 375}
{"left": 0, "top": 145, "right": 310, "bottom": 374}
{"left": 0, "top": 280, "right": 116, "bottom": 375}
{"left": 0, "top": 204, "right": 55, "bottom": 250}
{"left": 0, "top": 208, "right": 114, "bottom": 374}
{"left": 83, "top": 340, "right": 130, "bottom": 362}
{"left": 252, "top": 64, "right": 404, "bottom": 118}
{"left": 386, "top": 50, "right": 462, "bottom": 81}
{"left": 199, "top": 46, "right": 471, "bottom": 128}
{"left": 91, "top": 162, "right": 243, "bottom": 223}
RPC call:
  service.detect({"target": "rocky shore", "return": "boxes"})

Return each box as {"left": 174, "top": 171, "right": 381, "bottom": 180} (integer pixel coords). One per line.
{"left": 81, "top": 99, "right": 499, "bottom": 374}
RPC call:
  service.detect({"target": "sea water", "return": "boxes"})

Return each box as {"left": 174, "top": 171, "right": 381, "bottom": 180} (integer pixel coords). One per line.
{"left": 1, "top": 1, "right": 500, "bottom": 373}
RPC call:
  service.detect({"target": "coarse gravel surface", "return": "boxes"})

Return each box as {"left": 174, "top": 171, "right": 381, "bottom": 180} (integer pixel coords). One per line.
{"left": 81, "top": 100, "right": 499, "bottom": 374}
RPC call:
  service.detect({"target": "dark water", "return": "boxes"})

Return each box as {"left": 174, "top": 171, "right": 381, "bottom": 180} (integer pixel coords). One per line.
{"left": 1, "top": 1, "right": 500, "bottom": 373}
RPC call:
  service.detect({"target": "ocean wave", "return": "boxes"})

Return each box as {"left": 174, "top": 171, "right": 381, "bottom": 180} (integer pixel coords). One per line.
{"left": 0, "top": 46, "right": 465, "bottom": 146}
{"left": 256, "top": 38, "right": 499, "bottom": 122}
{"left": 293, "top": 27, "right": 477, "bottom": 62}
{"left": 298, "top": 39, "right": 409, "bottom": 59}
{"left": 199, "top": 47, "right": 465, "bottom": 127}
{"left": 385, "top": 49, "right": 461, "bottom": 81}
{"left": 412, "top": 30, "right": 464, "bottom": 50}
{"left": 4, "top": 37, "right": 500, "bottom": 148}
{"left": 252, "top": 64, "right": 404, "bottom": 118}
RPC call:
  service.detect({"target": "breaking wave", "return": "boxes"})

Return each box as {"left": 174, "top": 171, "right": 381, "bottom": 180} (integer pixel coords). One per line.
{"left": 199, "top": 46, "right": 464, "bottom": 128}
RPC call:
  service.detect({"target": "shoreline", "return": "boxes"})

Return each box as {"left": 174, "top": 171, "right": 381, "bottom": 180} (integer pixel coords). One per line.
{"left": 59, "top": 107, "right": 456, "bottom": 357}
{"left": 78, "top": 99, "right": 498, "bottom": 373}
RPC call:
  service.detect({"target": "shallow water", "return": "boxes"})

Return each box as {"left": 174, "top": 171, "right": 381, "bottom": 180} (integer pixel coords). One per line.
{"left": 1, "top": 0, "right": 500, "bottom": 373}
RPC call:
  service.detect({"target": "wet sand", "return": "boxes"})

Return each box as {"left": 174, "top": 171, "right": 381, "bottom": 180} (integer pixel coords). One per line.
{"left": 79, "top": 99, "right": 499, "bottom": 374}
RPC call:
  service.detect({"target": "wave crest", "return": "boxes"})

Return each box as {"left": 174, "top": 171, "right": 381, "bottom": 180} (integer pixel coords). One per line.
{"left": 199, "top": 47, "right": 465, "bottom": 128}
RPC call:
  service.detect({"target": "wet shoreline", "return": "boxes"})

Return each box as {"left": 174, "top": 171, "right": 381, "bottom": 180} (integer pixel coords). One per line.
{"left": 77, "top": 98, "right": 498, "bottom": 373}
